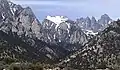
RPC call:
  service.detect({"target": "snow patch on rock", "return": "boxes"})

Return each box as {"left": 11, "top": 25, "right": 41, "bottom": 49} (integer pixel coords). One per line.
{"left": 46, "top": 16, "right": 68, "bottom": 29}
{"left": 85, "top": 30, "right": 98, "bottom": 36}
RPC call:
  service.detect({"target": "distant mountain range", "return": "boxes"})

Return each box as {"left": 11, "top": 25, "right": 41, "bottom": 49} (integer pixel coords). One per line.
{"left": 76, "top": 14, "right": 112, "bottom": 36}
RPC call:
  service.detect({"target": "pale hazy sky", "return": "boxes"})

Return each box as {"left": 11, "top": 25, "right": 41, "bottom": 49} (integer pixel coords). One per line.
{"left": 10, "top": 0, "right": 120, "bottom": 20}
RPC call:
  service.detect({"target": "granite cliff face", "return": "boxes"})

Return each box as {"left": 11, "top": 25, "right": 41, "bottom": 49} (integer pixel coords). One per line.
{"left": 42, "top": 16, "right": 87, "bottom": 46}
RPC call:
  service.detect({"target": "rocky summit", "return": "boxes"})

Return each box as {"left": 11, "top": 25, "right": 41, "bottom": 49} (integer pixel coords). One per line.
{"left": 76, "top": 14, "right": 112, "bottom": 37}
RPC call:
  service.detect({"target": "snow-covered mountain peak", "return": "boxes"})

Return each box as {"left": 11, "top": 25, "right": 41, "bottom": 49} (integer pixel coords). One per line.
{"left": 46, "top": 16, "right": 68, "bottom": 24}
{"left": 46, "top": 16, "right": 69, "bottom": 29}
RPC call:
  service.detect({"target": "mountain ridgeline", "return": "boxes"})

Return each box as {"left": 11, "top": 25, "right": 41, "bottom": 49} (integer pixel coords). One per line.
{"left": 76, "top": 14, "right": 112, "bottom": 32}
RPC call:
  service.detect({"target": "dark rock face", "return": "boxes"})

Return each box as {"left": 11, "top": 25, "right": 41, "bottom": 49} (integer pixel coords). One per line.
{"left": 0, "top": 0, "right": 88, "bottom": 63}
{"left": 62, "top": 20, "right": 120, "bottom": 70}
{"left": 42, "top": 19, "right": 87, "bottom": 45}
{"left": 85, "top": 17, "right": 91, "bottom": 29}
